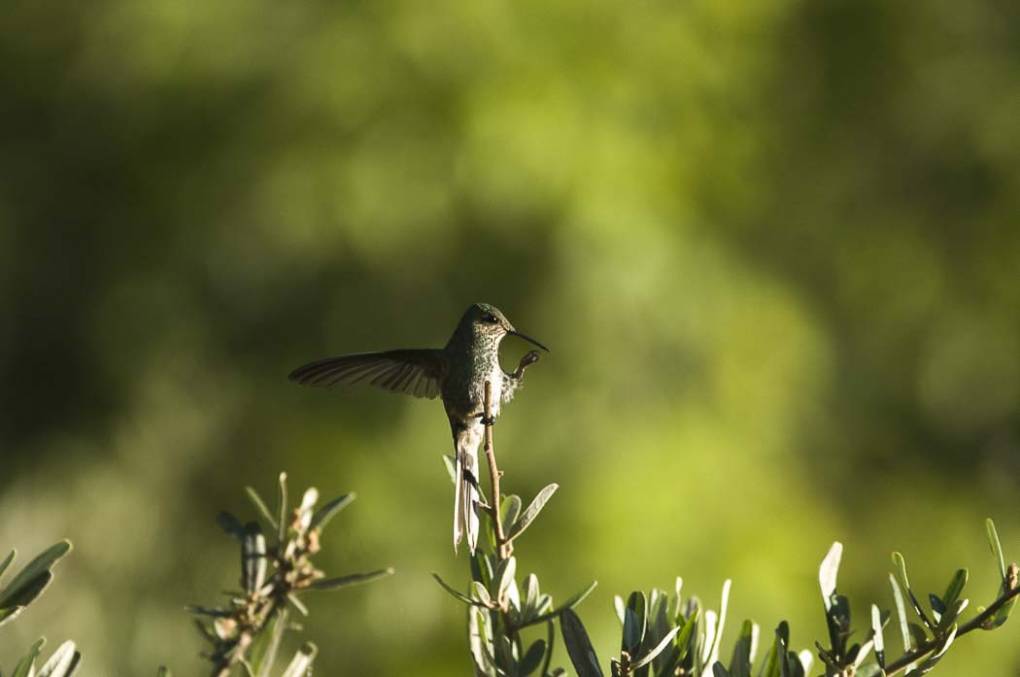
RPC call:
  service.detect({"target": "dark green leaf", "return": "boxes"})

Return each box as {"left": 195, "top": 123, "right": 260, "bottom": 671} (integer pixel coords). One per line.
{"left": 520, "top": 639, "right": 547, "bottom": 676}
{"left": 0, "top": 549, "right": 15, "bottom": 583}
{"left": 561, "top": 609, "right": 603, "bottom": 677}
{"left": 622, "top": 591, "right": 647, "bottom": 654}
{"left": 433, "top": 573, "right": 489, "bottom": 607}
{"left": 311, "top": 568, "right": 394, "bottom": 591}
{"left": 506, "top": 484, "right": 558, "bottom": 543}
{"left": 520, "top": 580, "right": 598, "bottom": 628}
{"left": 942, "top": 569, "right": 968, "bottom": 608}
{"left": 309, "top": 493, "right": 356, "bottom": 532}
{"left": 0, "top": 541, "right": 72, "bottom": 610}
{"left": 727, "top": 619, "right": 756, "bottom": 677}
{"left": 216, "top": 512, "right": 245, "bottom": 540}
{"left": 631, "top": 625, "right": 681, "bottom": 670}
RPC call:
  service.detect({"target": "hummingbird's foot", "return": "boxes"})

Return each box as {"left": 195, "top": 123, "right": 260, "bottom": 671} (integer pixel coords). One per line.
{"left": 479, "top": 414, "right": 496, "bottom": 427}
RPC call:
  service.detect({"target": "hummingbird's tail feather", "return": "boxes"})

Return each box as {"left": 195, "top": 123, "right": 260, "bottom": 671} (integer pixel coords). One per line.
{"left": 452, "top": 428, "right": 482, "bottom": 554}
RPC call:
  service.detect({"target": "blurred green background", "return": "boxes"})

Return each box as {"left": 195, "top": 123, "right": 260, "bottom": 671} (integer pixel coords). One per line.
{"left": 1, "top": 0, "right": 1018, "bottom": 674}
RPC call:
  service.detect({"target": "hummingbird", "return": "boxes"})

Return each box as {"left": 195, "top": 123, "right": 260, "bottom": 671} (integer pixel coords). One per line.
{"left": 288, "top": 303, "right": 548, "bottom": 553}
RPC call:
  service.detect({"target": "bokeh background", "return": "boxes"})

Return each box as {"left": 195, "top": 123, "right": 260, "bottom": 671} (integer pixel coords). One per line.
{"left": 1, "top": 0, "right": 1018, "bottom": 674}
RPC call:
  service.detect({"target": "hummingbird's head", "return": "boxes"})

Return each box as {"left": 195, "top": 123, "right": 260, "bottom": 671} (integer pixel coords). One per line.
{"left": 462, "top": 303, "right": 549, "bottom": 352}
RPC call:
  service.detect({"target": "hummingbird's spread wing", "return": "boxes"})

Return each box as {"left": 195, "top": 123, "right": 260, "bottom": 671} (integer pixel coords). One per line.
{"left": 288, "top": 349, "right": 446, "bottom": 399}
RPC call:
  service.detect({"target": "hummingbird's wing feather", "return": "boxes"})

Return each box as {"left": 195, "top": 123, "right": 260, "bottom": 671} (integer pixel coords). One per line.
{"left": 288, "top": 349, "right": 446, "bottom": 399}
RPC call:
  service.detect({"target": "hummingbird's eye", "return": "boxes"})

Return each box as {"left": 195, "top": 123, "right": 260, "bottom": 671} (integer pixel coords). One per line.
{"left": 482, "top": 313, "right": 498, "bottom": 324}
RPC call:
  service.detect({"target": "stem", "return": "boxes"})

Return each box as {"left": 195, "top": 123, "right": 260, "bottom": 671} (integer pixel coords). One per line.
{"left": 482, "top": 381, "right": 511, "bottom": 560}
{"left": 883, "top": 581, "right": 1020, "bottom": 675}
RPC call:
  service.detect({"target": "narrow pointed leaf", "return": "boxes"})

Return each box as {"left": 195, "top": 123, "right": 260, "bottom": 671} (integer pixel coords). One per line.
{"left": 986, "top": 518, "right": 1006, "bottom": 581}
{"left": 0, "top": 550, "right": 15, "bottom": 583}
{"left": 521, "top": 580, "right": 598, "bottom": 627}
{"left": 311, "top": 568, "right": 394, "bottom": 591}
{"left": 433, "top": 573, "right": 489, "bottom": 607}
{"left": 506, "top": 484, "right": 558, "bottom": 542}
{"left": 13, "top": 638, "right": 46, "bottom": 677}
{"left": 309, "top": 493, "right": 356, "bottom": 532}
{"left": 520, "top": 639, "right": 547, "bottom": 676}
{"left": 0, "top": 541, "right": 72, "bottom": 609}
{"left": 632, "top": 625, "right": 681, "bottom": 669}
{"left": 942, "top": 569, "right": 968, "bottom": 608}
{"left": 244, "top": 487, "right": 278, "bottom": 531}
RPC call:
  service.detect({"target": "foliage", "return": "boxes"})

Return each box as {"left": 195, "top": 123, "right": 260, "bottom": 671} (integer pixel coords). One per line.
{"left": 176, "top": 473, "right": 394, "bottom": 677}
{"left": 436, "top": 381, "right": 1018, "bottom": 677}
{"left": 561, "top": 524, "right": 1017, "bottom": 677}
{"left": 0, "top": 540, "right": 80, "bottom": 676}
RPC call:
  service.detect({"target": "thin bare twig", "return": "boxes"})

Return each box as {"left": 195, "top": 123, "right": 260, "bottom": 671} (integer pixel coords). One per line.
{"left": 482, "top": 381, "right": 511, "bottom": 561}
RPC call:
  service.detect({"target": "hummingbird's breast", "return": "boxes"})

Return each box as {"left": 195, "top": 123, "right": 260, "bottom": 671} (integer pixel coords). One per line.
{"left": 441, "top": 341, "right": 503, "bottom": 423}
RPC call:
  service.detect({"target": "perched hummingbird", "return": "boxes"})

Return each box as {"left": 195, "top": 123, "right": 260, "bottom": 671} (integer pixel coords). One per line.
{"left": 288, "top": 303, "right": 548, "bottom": 553}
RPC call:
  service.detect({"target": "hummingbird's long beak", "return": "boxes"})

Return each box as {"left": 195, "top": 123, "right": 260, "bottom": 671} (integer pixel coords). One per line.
{"left": 508, "top": 329, "right": 549, "bottom": 352}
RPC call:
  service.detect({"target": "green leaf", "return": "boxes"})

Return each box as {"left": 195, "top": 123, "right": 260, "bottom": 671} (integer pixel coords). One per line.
{"left": 250, "top": 608, "right": 288, "bottom": 677}
{"left": 907, "top": 622, "right": 927, "bottom": 649}
{"left": 244, "top": 487, "right": 278, "bottom": 531}
{"left": 280, "top": 642, "right": 317, "bottom": 677}
{"left": 561, "top": 609, "right": 603, "bottom": 677}
{"left": 0, "top": 541, "right": 72, "bottom": 611}
{"left": 501, "top": 495, "right": 523, "bottom": 533}
{"left": 506, "top": 484, "right": 558, "bottom": 543}
{"left": 892, "top": 552, "right": 933, "bottom": 628}
{"left": 216, "top": 511, "right": 245, "bottom": 540}
{"left": 942, "top": 569, "right": 968, "bottom": 608}
{"left": 889, "top": 573, "right": 913, "bottom": 659}
{"left": 432, "top": 573, "right": 489, "bottom": 607}
{"left": 819, "top": 542, "right": 843, "bottom": 609}
{"left": 37, "top": 640, "right": 81, "bottom": 677}
{"left": 520, "top": 639, "right": 547, "bottom": 676}
{"left": 309, "top": 493, "right": 356, "bottom": 532}
{"left": 472, "top": 581, "right": 492, "bottom": 607}
{"left": 13, "top": 638, "right": 46, "bottom": 677}
{"left": 727, "top": 619, "right": 757, "bottom": 677}
{"left": 631, "top": 625, "right": 681, "bottom": 670}
{"left": 986, "top": 518, "right": 1006, "bottom": 582}
{"left": 524, "top": 574, "right": 540, "bottom": 617}
{"left": 520, "top": 580, "right": 598, "bottom": 628}
{"left": 310, "top": 568, "right": 394, "bottom": 591}
{"left": 493, "top": 556, "right": 517, "bottom": 600}
{"left": 0, "top": 550, "right": 15, "bottom": 583}
{"left": 622, "top": 591, "right": 647, "bottom": 654}
{"left": 706, "top": 579, "right": 732, "bottom": 668}
{"left": 157, "top": 667, "right": 173, "bottom": 677}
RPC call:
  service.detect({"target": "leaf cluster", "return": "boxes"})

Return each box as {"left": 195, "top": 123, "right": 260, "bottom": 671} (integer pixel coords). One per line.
{"left": 0, "top": 541, "right": 80, "bottom": 677}
{"left": 180, "top": 472, "right": 393, "bottom": 677}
